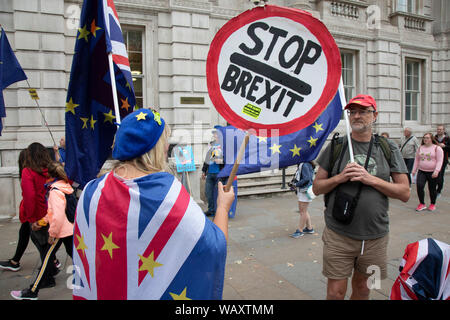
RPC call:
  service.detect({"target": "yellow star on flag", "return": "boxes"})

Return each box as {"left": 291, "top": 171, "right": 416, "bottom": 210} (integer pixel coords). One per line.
{"left": 136, "top": 111, "right": 147, "bottom": 121}
{"left": 101, "top": 232, "right": 119, "bottom": 259}
{"left": 138, "top": 251, "right": 163, "bottom": 278}
{"left": 169, "top": 287, "right": 191, "bottom": 300}
{"left": 77, "top": 24, "right": 90, "bottom": 42}
{"left": 76, "top": 234, "right": 88, "bottom": 256}
{"left": 80, "top": 117, "right": 89, "bottom": 129}
{"left": 103, "top": 110, "right": 116, "bottom": 124}
{"left": 312, "top": 122, "right": 324, "bottom": 133}
{"left": 90, "top": 115, "right": 97, "bottom": 130}
{"left": 90, "top": 20, "right": 101, "bottom": 37}
{"left": 307, "top": 136, "right": 318, "bottom": 147}
{"left": 290, "top": 144, "right": 302, "bottom": 157}
{"left": 269, "top": 143, "right": 282, "bottom": 154}
{"left": 65, "top": 98, "right": 79, "bottom": 115}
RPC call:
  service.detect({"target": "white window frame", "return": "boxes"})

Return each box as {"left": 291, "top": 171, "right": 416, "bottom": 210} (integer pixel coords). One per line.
{"left": 401, "top": 50, "right": 430, "bottom": 126}
{"left": 120, "top": 17, "right": 157, "bottom": 110}
{"left": 396, "top": 0, "right": 417, "bottom": 14}
{"left": 404, "top": 59, "right": 421, "bottom": 122}
{"left": 341, "top": 51, "right": 356, "bottom": 103}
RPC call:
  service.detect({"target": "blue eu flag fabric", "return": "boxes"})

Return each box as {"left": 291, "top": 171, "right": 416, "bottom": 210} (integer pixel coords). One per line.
{"left": 0, "top": 28, "right": 27, "bottom": 136}
{"left": 65, "top": 0, "right": 135, "bottom": 187}
{"left": 216, "top": 89, "right": 344, "bottom": 178}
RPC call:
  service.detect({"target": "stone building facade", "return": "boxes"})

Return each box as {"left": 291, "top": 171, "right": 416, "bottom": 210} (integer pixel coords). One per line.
{"left": 0, "top": 0, "right": 449, "bottom": 219}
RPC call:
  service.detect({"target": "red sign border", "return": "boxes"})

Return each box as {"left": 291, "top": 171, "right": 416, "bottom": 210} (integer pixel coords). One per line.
{"left": 206, "top": 5, "right": 342, "bottom": 137}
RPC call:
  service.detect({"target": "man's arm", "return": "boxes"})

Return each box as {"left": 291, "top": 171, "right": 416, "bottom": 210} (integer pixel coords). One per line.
{"left": 342, "top": 162, "right": 410, "bottom": 202}
{"left": 313, "top": 163, "right": 410, "bottom": 203}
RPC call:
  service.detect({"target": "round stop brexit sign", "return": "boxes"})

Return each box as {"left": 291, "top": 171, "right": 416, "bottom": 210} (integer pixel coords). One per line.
{"left": 207, "top": 5, "right": 341, "bottom": 137}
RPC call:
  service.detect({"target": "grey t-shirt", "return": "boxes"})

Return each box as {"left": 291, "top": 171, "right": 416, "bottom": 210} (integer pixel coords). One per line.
{"left": 317, "top": 136, "right": 408, "bottom": 240}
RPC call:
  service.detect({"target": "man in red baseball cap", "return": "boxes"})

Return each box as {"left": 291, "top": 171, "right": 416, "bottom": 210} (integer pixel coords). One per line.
{"left": 344, "top": 94, "right": 377, "bottom": 111}
{"left": 313, "top": 94, "right": 410, "bottom": 300}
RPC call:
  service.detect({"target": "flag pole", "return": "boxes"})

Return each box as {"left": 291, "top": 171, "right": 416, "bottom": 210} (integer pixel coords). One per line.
{"left": 225, "top": 132, "right": 250, "bottom": 192}
{"left": 25, "top": 80, "right": 58, "bottom": 148}
{"left": 339, "top": 79, "right": 354, "bottom": 162}
{"left": 108, "top": 53, "right": 121, "bottom": 125}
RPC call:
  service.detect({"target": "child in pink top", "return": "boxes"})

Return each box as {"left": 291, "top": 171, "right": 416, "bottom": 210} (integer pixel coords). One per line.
{"left": 412, "top": 133, "right": 443, "bottom": 212}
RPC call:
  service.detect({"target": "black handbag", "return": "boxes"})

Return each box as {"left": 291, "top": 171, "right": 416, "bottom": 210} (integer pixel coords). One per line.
{"left": 331, "top": 136, "right": 374, "bottom": 225}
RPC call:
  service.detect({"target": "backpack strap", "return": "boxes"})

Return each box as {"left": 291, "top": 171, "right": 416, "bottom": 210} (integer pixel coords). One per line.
{"left": 374, "top": 134, "right": 392, "bottom": 168}
{"left": 328, "top": 132, "right": 342, "bottom": 178}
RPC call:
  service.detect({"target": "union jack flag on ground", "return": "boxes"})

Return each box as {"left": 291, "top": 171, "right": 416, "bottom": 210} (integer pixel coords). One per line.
{"left": 72, "top": 171, "right": 227, "bottom": 300}
{"left": 65, "top": 0, "right": 135, "bottom": 188}
{"left": 390, "top": 238, "right": 450, "bottom": 300}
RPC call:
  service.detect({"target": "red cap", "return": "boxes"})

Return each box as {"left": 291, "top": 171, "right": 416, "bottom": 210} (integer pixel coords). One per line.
{"left": 344, "top": 94, "right": 377, "bottom": 111}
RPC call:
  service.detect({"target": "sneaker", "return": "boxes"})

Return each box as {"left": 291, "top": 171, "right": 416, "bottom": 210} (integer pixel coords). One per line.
{"left": 0, "top": 259, "right": 21, "bottom": 272}
{"left": 54, "top": 259, "right": 61, "bottom": 269}
{"left": 302, "top": 227, "right": 315, "bottom": 234}
{"left": 415, "top": 204, "right": 427, "bottom": 212}
{"left": 428, "top": 204, "right": 436, "bottom": 211}
{"left": 10, "top": 288, "right": 38, "bottom": 300}
{"left": 289, "top": 229, "right": 304, "bottom": 238}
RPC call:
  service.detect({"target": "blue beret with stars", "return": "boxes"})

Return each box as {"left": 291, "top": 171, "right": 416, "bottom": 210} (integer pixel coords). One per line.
{"left": 112, "top": 108, "right": 165, "bottom": 161}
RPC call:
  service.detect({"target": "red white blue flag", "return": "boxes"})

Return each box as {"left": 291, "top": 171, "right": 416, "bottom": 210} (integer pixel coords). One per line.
{"left": 390, "top": 238, "right": 450, "bottom": 300}
{"left": 72, "top": 172, "right": 227, "bottom": 300}
{"left": 102, "top": 0, "right": 134, "bottom": 93}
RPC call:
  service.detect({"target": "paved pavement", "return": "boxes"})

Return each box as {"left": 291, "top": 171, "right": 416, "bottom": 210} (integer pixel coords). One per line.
{"left": 1, "top": 181, "right": 449, "bottom": 300}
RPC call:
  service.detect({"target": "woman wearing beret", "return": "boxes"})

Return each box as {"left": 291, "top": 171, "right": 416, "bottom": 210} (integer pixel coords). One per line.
{"left": 72, "top": 109, "right": 235, "bottom": 300}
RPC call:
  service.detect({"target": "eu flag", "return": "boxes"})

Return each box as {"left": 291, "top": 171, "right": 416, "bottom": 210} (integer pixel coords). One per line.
{"left": 65, "top": 0, "right": 135, "bottom": 187}
{"left": 216, "top": 88, "right": 344, "bottom": 178}
{"left": 0, "top": 28, "right": 27, "bottom": 136}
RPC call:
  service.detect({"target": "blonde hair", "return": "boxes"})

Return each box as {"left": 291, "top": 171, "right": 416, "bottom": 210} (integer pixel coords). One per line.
{"left": 47, "top": 161, "right": 69, "bottom": 182}
{"left": 113, "top": 125, "right": 171, "bottom": 175}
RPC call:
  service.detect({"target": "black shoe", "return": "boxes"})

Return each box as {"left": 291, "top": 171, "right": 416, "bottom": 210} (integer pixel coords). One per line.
{"left": 0, "top": 259, "right": 21, "bottom": 272}
{"left": 11, "top": 288, "right": 38, "bottom": 300}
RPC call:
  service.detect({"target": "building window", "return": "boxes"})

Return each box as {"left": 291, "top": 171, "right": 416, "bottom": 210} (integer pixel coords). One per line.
{"left": 405, "top": 59, "right": 420, "bottom": 121}
{"left": 397, "top": 0, "right": 416, "bottom": 14}
{"left": 122, "top": 28, "right": 143, "bottom": 109}
{"left": 341, "top": 51, "right": 355, "bottom": 101}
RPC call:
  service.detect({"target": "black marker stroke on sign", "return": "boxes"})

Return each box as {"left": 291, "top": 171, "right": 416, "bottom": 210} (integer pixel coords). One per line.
{"left": 230, "top": 53, "right": 311, "bottom": 96}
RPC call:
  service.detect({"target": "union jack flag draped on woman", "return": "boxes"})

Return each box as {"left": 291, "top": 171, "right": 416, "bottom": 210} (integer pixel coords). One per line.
{"left": 72, "top": 172, "right": 227, "bottom": 300}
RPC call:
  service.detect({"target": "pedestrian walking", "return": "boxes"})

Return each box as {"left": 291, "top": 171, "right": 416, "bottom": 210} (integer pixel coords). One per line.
{"left": 0, "top": 149, "right": 31, "bottom": 272}
{"left": 400, "top": 127, "right": 420, "bottom": 185}
{"left": 201, "top": 130, "right": 225, "bottom": 216}
{"left": 313, "top": 94, "right": 410, "bottom": 300}
{"left": 412, "top": 132, "right": 443, "bottom": 212}
{"left": 289, "top": 161, "right": 316, "bottom": 238}
{"left": 434, "top": 125, "right": 450, "bottom": 198}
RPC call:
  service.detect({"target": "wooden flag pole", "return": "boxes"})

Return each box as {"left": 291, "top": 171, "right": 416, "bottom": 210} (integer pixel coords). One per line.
{"left": 224, "top": 132, "right": 250, "bottom": 192}
{"left": 108, "top": 53, "right": 121, "bottom": 126}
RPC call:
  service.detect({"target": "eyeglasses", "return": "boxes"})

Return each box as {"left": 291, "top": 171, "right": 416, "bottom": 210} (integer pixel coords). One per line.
{"left": 346, "top": 109, "right": 376, "bottom": 116}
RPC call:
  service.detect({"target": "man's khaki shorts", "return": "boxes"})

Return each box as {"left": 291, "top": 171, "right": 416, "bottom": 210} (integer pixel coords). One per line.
{"left": 322, "top": 226, "right": 389, "bottom": 280}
